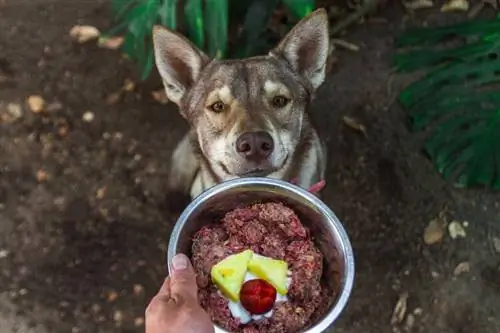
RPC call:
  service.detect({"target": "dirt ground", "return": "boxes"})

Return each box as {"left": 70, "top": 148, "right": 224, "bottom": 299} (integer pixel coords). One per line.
{"left": 1, "top": 1, "right": 500, "bottom": 332}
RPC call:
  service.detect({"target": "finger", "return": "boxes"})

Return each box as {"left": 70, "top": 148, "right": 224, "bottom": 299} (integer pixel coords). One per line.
{"left": 156, "top": 277, "right": 171, "bottom": 299}
{"left": 169, "top": 254, "right": 199, "bottom": 303}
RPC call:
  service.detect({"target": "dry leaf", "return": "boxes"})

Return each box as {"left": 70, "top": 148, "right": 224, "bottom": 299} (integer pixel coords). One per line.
{"left": 36, "top": 169, "right": 48, "bottom": 182}
{"left": 107, "top": 291, "right": 118, "bottom": 302}
{"left": 331, "top": 38, "right": 360, "bottom": 52}
{"left": 96, "top": 187, "right": 106, "bottom": 199}
{"left": 123, "top": 79, "right": 135, "bottom": 92}
{"left": 448, "top": 221, "right": 467, "bottom": 239}
{"left": 343, "top": 116, "right": 367, "bottom": 136}
{"left": 403, "top": 0, "right": 434, "bottom": 10}
{"left": 492, "top": 237, "right": 500, "bottom": 254}
{"left": 453, "top": 261, "right": 470, "bottom": 276}
{"left": 69, "top": 25, "right": 101, "bottom": 43}
{"left": 391, "top": 292, "right": 409, "bottom": 325}
{"left": 98, "top": 36, "right": 124, "bottom": 50}
{"left": 423, "top": 217, "right": 446, "bottom": 245}
{"left": 441, "top": 0, "right": 469, "bottom": 11}
{"left": 27, "top": 95, "right": 45, "bottom": 113}
{"left": 106, "top": 91, "right": 123, "bottom": 105}
{"left": 151, "top": 89, "right": 169, "bottom": 105}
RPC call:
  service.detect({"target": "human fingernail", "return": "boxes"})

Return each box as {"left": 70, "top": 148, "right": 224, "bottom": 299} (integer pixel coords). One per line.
{"left": 172, "top": 254, "right": 188, "bottom": 271}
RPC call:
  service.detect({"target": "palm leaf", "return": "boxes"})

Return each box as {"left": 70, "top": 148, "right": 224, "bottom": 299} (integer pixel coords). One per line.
{"left": 204, "top": 0, "right": 228, "bottom": 58}
{"left": 281, "top": 0, "right": 315, "bottom": 19}
{"left": 396, "top": 17, "right": 500, "bottom": 189}
{"left": 184, "top": 0, "right": 204, "bottom": 48}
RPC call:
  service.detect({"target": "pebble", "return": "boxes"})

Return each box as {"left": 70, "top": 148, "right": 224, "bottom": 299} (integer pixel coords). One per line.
{"left": 133, "top": 284, "right": 144, "bottom": 296}
{"left": 27, "top": 95, "right": 45, "bottom": 113}
{"left": 0, "top": 249, "right": 9, "bottom": 259}
{"left": 113, "top": 310, "right": 123, "bottom": 323}
{"left": 453, "top": 262, "right": 471, "bottom": 276}
{"left": 134, "top": 317, "right": 145, "bottom": 327}
{"left": 448, "top": 221, "right": 467, "bottom": 239}
{"left": 82, "top": 111, "right": 94, "bottom": 122}
{"left": 107, "top": 290, "right": 119, "bottom": 302}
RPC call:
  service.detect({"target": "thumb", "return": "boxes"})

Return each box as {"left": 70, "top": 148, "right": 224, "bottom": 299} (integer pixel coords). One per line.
{"left": 169, "top": 254, "right": 199, "bottom": 304}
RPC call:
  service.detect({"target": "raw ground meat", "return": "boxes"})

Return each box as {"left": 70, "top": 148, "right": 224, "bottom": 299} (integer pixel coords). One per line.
{"left": 192, "top": 202, "right": 332, "bottom": 333}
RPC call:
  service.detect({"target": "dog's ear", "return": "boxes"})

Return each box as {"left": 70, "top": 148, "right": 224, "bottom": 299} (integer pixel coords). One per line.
{"left": 271, "top": 8, "right": 329, "bottom": 90}
{"left": 152, "top": 26, "right": 210, "bottom": 107}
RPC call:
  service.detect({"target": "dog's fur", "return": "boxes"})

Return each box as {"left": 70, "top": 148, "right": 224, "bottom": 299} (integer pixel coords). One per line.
{"left": 152, "top": 9, "right": 329, "bottom": 199}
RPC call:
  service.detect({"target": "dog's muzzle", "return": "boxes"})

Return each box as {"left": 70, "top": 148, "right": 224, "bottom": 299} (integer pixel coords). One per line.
{"left": 235, "top": 131, "right": 274, "bottom": 162}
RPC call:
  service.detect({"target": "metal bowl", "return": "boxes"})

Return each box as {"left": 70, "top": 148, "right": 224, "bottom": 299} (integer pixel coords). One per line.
{"left": 167, "top": 177, "right": 355, "bottom": 333}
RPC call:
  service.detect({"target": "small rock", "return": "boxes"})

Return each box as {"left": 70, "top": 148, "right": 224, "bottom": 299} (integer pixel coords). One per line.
{"left": 7, "top": 103, "right": 23, "bottom": 121}
{"left": 404, "top": 313, "right": 415, "bottom": 331}
{"left": 0, "top": 249, "right": 9, "bottom": 259}
{"left": 134, "top": 317, "right": 145, "bottom": 327}
{"left": 27, "top": 95, "right": 45, "bottom": 113}
{"left": 18, "top": 288, "right": 28, "bottom": 296}
{"left": 424, "top": 217, "right": 446, "bottom": 245}
{"left": 453, "top": 261, "right": 471, "bottom": 276}
{"left": 82, "top": 111, "right": 94, "bottom": 123}
{"left": 448, "top": 221, "right": 467, "bottom": 239}
{"left": 133, "top": 284, "right": 144, "bottom": 296}
{"left": 113, "top": 310, "right": 123, "bottom": 322}
{"left": 69, "top": 25, "right": 101, "bottom": 43}
{"left": 413, "top": 308, "right": 423, "bottom": 316}
{"left": 107, "top": 291, "right": 119, "bottom": 302}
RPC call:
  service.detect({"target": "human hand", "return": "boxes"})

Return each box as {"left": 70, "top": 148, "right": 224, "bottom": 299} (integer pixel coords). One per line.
{"left": 145, "top": 254, "right": 214, "bottom": 333}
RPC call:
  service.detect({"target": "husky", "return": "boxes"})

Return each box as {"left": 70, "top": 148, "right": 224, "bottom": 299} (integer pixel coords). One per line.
{"left": 152, "top": 8, "right": 329, "bottom": 200}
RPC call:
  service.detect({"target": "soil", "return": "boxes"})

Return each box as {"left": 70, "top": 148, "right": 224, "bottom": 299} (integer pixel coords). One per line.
{"left": 1, "top": 1, "right": 500, "bottom": 333}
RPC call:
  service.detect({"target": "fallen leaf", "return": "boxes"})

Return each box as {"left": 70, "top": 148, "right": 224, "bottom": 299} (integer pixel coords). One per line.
{"left": 453, "top": 261, "right": 471, "bottom": 276}
{"left": 441, "top": 0, "right": 469, "bottom": 11}
{"left": 36, "top": 169, "right": 48, "bottom": 182}
{"left": 492, "top": 237, "right": 500, "bottom": 253}
{"left": 107, "top": 291, "right": 118, "bottom": 302}
{"left": 98, "top": 36, "right": 124, "bottom": 50}
{"left": 403, "top": 0, "right": 434, "bottom": 9}
{"left": 82, "top": 111, "right": 94, "bottom": 123}
{"left": 391, "top": 292, "right": 409, "bottom": 325}
{"left": 151, "top": 89, "right": 169, "bottom": 105}
{"left": 331, "top": 38, "right": 360, "bottom": 52}
{"left": 69, "top": 25, "right": 101, "bottom": 43}
{"left": 448, "top": 221, "right": 467, "bottom": 239}
{"left": 343, "top": 116, "right": 367, "bottom": 136}
{"left": 96, "top": 187, "right": 106, "bottom": 199}
{"left": 123, "top": 79, "right": 135, "bottom": 92}
{"left": 27, "top": 95, "right": 45, "bottom": 113}
{"left": 423, "top": 215, "right": 446, "bottom": 245}
{"left": 106, "top": 91, "right": 122, "bottom": 105}
{"left": 134, "top": 317, "right": 144, "bottom": 327}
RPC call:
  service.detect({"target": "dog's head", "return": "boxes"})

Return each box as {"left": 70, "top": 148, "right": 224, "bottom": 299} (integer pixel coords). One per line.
{"left": 152, "top": 9, "right": 329, "bottom": 178}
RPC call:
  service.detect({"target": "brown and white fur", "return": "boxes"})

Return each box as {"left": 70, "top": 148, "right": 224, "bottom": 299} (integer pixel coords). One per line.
{"left": 152, "top": 9, "right": 329, "bottom": 200}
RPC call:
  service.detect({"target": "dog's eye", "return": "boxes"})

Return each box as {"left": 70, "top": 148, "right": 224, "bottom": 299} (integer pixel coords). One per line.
{"left": 271, "top": 95, "right": 290, "bottom": 108}
{"left": 209, "top": 101, "right": 226, "bottom": 113}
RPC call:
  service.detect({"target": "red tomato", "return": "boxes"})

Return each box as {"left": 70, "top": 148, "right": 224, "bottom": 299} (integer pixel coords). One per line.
{"left": 240, "top": 279, "right": 277, "bottom": 315}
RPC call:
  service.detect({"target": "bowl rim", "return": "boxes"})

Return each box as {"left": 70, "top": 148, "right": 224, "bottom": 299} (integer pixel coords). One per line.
{"left": 167, "top": 177, "right": 355, "bottom": 333}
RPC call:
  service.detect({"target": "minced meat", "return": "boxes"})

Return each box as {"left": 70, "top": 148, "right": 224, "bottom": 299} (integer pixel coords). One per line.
{"left": 192, "top": 202, "right": 330, "bottom": 333}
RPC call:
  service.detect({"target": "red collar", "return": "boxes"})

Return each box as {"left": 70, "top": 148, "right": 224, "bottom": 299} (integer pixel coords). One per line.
{"left": 289, "top": 178, "right": 326, "bottom": 195}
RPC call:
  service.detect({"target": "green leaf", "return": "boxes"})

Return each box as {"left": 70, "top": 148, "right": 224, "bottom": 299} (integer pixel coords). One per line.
{"left": 159, "top": 0, "right": 178, "bottom": 30}
{"left": 204, "top": 0, "right": 228, "bottom": 58}
{"left": 184, "top": 0, "right": 204, "bottom": 48}
{"left": 233, "top": 0, "right": 279, "bottom": 58}
{"left": 396, "top": 17, "right": 500, "bottom": 190}
{"left": 282, "top": 0, "right": 315, "bottom": 19}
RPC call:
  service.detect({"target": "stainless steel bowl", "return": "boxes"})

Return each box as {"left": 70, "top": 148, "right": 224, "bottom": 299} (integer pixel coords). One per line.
{"left": 167, "top": 177, "right": 355, "bottom": 333}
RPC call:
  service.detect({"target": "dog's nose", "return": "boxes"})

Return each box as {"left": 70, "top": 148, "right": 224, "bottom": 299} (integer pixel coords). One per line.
{"left": 236, "top": 131, "right": 274, "bottom": 160}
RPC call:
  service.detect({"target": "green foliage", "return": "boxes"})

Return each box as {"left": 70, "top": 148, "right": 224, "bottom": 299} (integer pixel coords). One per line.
{"left": 394, "top": 16, "right": 500, "bottom": 190}
{"left": 106, "top": 0, "right": 315, "bottom": 79}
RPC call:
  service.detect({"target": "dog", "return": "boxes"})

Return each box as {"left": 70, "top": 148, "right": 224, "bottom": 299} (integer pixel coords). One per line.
{"left": 152, "top": 8, "right": 329, "bottom": 200}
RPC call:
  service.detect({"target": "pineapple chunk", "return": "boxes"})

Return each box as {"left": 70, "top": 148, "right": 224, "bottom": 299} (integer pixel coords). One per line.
{"left": 211, "top": 249, "right": 253, "bottom": 302}
{"left": 248, "top": 254, "right": 289, "bottom": 295}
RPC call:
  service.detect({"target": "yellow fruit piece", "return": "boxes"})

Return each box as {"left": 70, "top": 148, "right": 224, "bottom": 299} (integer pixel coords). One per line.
{"left": 248, "top": 253, "right": 289, "bottom": 295}
{"left": 211, "top": 250, "right": 253, "bottom": 302}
